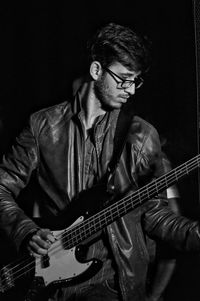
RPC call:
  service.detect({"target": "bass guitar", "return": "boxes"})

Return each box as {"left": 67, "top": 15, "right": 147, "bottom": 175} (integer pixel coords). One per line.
{"left": 0, "top": 154, "right": 200, "bottom": 300}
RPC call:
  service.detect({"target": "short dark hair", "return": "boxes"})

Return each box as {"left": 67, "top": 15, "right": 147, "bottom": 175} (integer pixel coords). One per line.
{"left": 87, "top": 23, "right": 152, "bottom": 74}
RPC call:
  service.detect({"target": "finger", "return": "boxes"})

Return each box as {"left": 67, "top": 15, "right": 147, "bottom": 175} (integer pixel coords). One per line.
{"left": 28, "top": 240, "right": 49, "bottom": 256}
{"left": 46, "top": 232, "right": 56, "bottom": 243}
{"left": 31, "top": 233, "right": 51, "bottom": 249}
{"left": 27, "top": 245, "right": 43, "bottom": 258}
{"left": 37, "top": 229, "right": 55, "bottom": 243}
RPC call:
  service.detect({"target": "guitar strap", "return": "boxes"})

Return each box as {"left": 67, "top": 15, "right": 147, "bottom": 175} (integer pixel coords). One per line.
{"left": 107, "top": 100, "right": 135, "bottom": 177}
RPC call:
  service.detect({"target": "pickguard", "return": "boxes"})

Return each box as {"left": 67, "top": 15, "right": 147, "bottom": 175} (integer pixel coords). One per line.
{"left": 35, "top": 216, "right": 101, "bottom": 287}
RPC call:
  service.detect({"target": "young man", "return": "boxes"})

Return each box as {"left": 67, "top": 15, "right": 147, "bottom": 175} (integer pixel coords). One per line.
{"left": 0, "top": 23, "right": 200, "bottom": 301}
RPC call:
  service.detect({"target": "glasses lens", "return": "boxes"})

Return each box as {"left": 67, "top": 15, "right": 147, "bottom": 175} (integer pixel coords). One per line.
{"left": 121, "top": 81, "right": 132, "bottom": 89}
{"left": 121, "top": 77, "right": 143, "bottom": 89}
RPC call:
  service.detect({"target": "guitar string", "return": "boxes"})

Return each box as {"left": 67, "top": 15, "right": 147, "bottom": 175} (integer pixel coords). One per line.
{"left": 1, "top": 156, "right": 199, "bottom": 291}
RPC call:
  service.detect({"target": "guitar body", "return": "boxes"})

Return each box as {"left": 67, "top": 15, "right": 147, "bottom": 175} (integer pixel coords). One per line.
{"left": 35, "top": 216, "right": 102, "bottom": 287}
{"left": 0, "top": 215, "right": 103, "bottom": 301}
{"left": 0, "top": 182, "right": 110, "bottom": 301}
{"left": 26, "top": 216, "right": 102, "bottom": 301}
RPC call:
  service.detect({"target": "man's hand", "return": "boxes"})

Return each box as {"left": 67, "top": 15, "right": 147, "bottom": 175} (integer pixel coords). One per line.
{"left": 27, "top": 229, "right": 55, "bottom": 257}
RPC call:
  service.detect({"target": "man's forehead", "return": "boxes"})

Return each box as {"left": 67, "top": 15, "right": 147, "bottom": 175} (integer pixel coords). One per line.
{"left": 111, "top": 62, "right": 141, "bottom": 77}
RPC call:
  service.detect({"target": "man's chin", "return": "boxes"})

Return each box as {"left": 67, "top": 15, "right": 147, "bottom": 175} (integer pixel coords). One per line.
{"left": 113, "top": 102, "right": 124, "bottom": 109}
{"left": 101, "top": 102, "right": 123, "bottom": 111}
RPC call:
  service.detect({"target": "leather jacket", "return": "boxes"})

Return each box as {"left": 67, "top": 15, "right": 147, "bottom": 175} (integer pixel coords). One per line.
{"left": 0, "top": 96, "right": 200, "bottom": 301}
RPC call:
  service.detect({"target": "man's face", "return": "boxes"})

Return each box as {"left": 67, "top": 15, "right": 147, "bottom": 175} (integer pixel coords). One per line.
{"left": 94, "top": 62, "right": 142, "bottom": 110}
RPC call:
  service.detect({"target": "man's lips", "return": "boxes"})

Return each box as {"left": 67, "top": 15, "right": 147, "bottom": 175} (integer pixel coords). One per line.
{"left": 119, "top": 95, "right": 129, "bottom": 102}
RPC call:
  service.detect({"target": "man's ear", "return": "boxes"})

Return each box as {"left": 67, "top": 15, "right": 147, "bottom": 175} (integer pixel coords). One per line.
{"left": 90, "top": 61, "right": 102, "bottom": 80}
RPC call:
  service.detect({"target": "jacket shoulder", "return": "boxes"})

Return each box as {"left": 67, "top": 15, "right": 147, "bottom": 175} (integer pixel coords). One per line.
{"left": 128, "top": 115, "right": 162, "bottom": 162}
{"left": 29, "top": 100, "right": 72, "bottom": 132}
{"left": 131, "top": 115, "right": 159, "bottom": 140}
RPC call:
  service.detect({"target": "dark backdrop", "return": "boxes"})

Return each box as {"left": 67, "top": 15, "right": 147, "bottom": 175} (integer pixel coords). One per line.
{"left": 1, "top": 1, "right": 200, "bottom": 300}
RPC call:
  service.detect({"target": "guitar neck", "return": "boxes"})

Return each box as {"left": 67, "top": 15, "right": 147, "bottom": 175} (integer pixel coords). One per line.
{"left": 65, "top": 154, "right": 200, "bottom": 249}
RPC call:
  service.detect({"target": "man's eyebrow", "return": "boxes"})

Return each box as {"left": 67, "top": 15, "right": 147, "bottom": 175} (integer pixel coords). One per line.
{"left": 119, "top": 72, "right": 139, "bottom": 78}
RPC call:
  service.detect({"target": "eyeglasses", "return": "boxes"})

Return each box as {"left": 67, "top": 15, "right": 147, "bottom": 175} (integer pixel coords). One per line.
{"left": 104, "top": 67, "right": 144, "bottom": 89}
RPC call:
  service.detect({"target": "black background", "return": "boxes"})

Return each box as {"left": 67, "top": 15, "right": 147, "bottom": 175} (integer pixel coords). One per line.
{"left": 0, "top": 0, "right": 200, "bottom": 300}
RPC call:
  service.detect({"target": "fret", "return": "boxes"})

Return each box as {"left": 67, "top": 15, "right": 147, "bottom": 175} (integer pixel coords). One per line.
{"left": 138, "top": 192, "right": 142, "bottom": 204}
{"left": 185, "top": 163, "right": 189, "bottom": 175}
{"left": 146, "top": 187, "right": 150, "bottom": 199}
{"left": 115, "top": 202, "right": 120, "bottom": 217}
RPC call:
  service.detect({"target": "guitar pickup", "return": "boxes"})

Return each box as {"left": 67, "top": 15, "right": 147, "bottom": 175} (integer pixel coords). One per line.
{"left": 41, "top": 254, "right": 50, "bottom": 268}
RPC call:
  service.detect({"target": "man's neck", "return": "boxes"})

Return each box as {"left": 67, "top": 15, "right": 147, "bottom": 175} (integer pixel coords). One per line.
{"left": 79, "top": 81, "right": 106, "bottom": 130}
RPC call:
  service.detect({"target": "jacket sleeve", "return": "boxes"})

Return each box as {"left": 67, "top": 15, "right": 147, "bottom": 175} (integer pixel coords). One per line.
{"left": 0, "top": 117, "right": 40, "bottom": 252}
{"left": 136, "top": 123, "right": 200, "bottom": 252}
{"left": 143, "top": 199, "right": 200, "bottom": 252}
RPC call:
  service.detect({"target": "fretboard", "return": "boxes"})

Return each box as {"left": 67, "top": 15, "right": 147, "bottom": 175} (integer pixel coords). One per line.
{"left": 65, "top": 154, "right": 200, "bottom": 249}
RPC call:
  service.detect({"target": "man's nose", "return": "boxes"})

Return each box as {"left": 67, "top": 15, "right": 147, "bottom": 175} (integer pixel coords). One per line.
{"left": 124, "top": 84, "right": 136, "bottom": 95}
